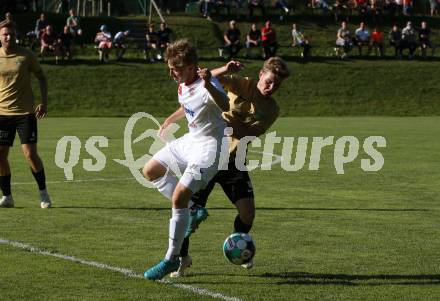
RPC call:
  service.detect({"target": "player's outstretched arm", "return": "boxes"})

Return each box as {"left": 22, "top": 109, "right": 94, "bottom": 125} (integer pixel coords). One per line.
{"left": 198, "top": 68, "right": 229, "bottom": 112}
{"left": 211, "top": 60, "right": 244, "bottom": 77}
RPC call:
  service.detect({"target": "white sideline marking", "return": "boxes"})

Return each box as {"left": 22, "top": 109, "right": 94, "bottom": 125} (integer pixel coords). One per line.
{"left": 0, "top": 238, "right": 242, "bottom": 301}
{"left": 12, "top": 151, "right": 282, "bottom": 186}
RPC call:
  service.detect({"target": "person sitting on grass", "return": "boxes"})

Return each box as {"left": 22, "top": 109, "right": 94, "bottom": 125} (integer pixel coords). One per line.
{"left": 335, "top": 21, "right": 353, "bottom": 59}
{"left": 58, "top": 25, "right": 74, "bottom": 62}
{"left": 291, "top": 23, "right": 312, "bottom": 59}
{"left": 401, "top": 21, "right": 417, "bottom": 59}
{"left": 113, "top": 30, "right": 130, "bottom": 61}
{"left": 261, "top": 21, "right": 278, "bottom": 59}
{"left": 245, "top": 23, "right": 261, "bottom": 58}
{"left": 389, "top": 24, "right": 402, "bottom": 58}
{"left": 419, "top": 21, "right": 434, "bottom": 58}
{"left": 157, "top": 22, "right": 173, "bottom": 61}
{"left": 40, "top": 25, "right": 60, "bottom": 64}
{"left": 145, "top": 23, "right": 159, "bottom": 63}
{"left": 223, "top": 20, "right": 242, "bottom": 59}
{"left": 354, "top": 22, "right": 371, "bottom": 56}
{"left": 371, "top": 27, "right": 385, "bottom": 57}
{"left": 95, "top": 24, "right": 112, "bottom": 63}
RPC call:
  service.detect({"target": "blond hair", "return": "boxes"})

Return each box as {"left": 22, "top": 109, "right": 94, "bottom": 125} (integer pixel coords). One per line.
{"left": 0, "top": 19, "right": 15, "bottom": 30}
{"left": 165, "top": 39, "right": 198, "bottom": 68}
{"left": 262, "top": 57, "right": 290, "bottom": 80}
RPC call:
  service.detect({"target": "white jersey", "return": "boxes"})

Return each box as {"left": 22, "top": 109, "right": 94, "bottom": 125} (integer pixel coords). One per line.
{"left": 178, "top": 76, "right": 227, "bottom": 140}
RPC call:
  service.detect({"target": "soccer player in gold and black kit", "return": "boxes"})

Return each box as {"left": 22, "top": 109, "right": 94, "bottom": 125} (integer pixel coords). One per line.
{"left": 172, "top": 57, "right": 290, "bottom": 276}
{"left": 0, "top": 20, "right": 52, "bottom": 208}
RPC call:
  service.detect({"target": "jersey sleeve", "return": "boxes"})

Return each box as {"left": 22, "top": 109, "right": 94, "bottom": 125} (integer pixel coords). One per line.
{"left": 251, "top": 103, "right": 280, "bottom": 132}
{"left": 206, "top": 76, "right": 227, "bottom": 103}
{"left": 218, "top": 75, "right": 250, "bottom": 94}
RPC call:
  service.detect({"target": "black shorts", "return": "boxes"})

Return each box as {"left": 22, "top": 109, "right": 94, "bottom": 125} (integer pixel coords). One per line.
{"left": 192, "top": 160, "right": 254, "bottom": 207}
{"left": 0, "top": 114, "right": 38, "bottom": 146}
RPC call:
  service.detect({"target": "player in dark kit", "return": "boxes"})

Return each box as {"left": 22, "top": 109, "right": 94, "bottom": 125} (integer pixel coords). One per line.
{"left": 171, "top": 57, "right": 290, "bottom": 276}
{"left": 0, "top": 20, "right": 52, "bottom": 209}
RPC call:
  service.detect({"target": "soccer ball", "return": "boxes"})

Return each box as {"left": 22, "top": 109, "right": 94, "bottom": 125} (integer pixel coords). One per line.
{"left": 223, "top": 232, "right": 256, "bottom": 265}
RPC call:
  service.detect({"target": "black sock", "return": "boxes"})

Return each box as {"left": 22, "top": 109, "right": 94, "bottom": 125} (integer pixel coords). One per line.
{"left": 0, "top": 174, "right": 11, "bottom": 196}
{"left": 31, "top": 169, "right": 46, "bottom": 190}
{"left": 180, "top": 236, "right": 190, "bottom": 257}
{"left": 234, "top": 215, "right": 252, "bottom": 233}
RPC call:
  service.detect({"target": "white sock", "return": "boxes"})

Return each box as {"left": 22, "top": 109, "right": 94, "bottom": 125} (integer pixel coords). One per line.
{"left": 152, "top": 174, "right": 178, "bottom": 200}
{"left": 165, "top": 208, "right": 189, "bottom": 261}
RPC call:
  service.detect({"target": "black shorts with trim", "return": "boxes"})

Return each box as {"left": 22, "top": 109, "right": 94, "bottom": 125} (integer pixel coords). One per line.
{"left": 192, "top": 160, "right": 254, "bottom": 207}
{"left": 0, "top": 114, "right": 38, "bottom": 146}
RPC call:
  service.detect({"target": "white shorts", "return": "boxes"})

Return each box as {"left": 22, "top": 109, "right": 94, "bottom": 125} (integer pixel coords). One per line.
{"left": 153, "top": 133, "right": 226, "bottom": 193}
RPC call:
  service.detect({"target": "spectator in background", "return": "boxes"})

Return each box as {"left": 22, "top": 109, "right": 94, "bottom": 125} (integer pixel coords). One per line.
{"left": 95, "top": 24, "right": 112, "bottom": 63}
{"left": 113, "top": 30, "right": 130, "bottom": 61}
{"left": 401, "top": 21, "right": 417, "bottom": 59}
{"left": 371, "top": 27, "right": 385, "bottom": 57}
{"left": 389, "top": 25, "right": 402, "bottom": 57}
{"left": 66, "top": 9, "right": 83, "bottom": 47}
{"left": 248, "top": 0, "right": 266, "bottom": 20}
{"left": 291, "top": 23, "right": 311, "bottom": 59}
{"left": 335, "top": 21, "right": 352, "bottom": 58}
{"left": 245, "top": 22, "right": 261, "bottom": 58}
{"left": 354, "top": 22, "right": 371, "bottom": 56}
{"left": 157, "top": 22, "right": 173, "bottom": 60}
{"left": 429, "top": 0, "right": 438, "bottom": 16}
{"left": 354, "top": 0, "right": 369, "bottom": 16}
{"left": 371, "top": 0, "right": 384, "bottom": 21}
{"left": 40, "top": 25, "right": 60, "bottom": 64}
{"left": 274, "top": 0, "right": 290, "bottom": 21}
{"left": 145, "top": 23, "right": 159, "bottom": 63}
{"left": 231, "top": 0, "right": 245, "bottom": 20}
{"left": 34, "top": 13, "right": 49, "bottom": 40}
{"left": 223, "top": 20, "right": 242, "bottom": 59}
{"left": 202, "top": 0, "right": 213, "bottom": 21}
{"left": 384, "top": 0, "right": 398, "bottom": 16}
{"left": 261, "top": 21, "right": 278, "bottom": 59}
{"left": 5, "top": 12, "right": 13, "bottom": 23}
{"left": 402, "top": 0, "right": 412, "bottom": 15}
{"left": 419, "top": 21, "right": 433, "bottom": 58}
{"left": 58, "top": 25, "right": 74, "bottom": 61}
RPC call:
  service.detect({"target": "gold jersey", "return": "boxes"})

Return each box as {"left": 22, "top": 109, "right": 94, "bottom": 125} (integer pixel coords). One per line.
{"left": 0, "top": 46, "right": 42, "bottom": 115}
{"left": 219, "top": 74, "right": 279, "bottom": 156}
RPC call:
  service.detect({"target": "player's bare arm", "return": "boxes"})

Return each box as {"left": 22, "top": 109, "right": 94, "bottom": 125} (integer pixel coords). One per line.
{"left": 197, "top": 68, "right": 229, "bottom": 111}
{"left": 211, "top": 60, "right": 244, "bottom": 77}
{"left": 158, "top": 106, "right": 185, "bottom": 138}
{"left": 34, "top": 70, "right": 48, "bottom": 119}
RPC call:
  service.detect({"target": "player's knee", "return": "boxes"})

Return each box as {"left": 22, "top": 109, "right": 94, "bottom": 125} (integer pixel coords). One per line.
{"left": 23, "top": 149, "right": 38, "bottom": 163}
{"left": 142, "top": 162, "right": 164, "bottom": 181}
{"left": 171, "top": 185, "right": 192, "bottom": 209}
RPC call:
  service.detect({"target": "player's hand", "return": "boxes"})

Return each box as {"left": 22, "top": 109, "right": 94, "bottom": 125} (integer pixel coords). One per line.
{"left": 225, "top": 60, "right": 244, "bottom": 73}
{"left": 35, "top": 104, "right": 47, "bottom": 119}
{"left": 197, "top": 67, "right": 212, "bottom": 83}
{"left": 158, "top": 120, "right": 170, "bottom": 139}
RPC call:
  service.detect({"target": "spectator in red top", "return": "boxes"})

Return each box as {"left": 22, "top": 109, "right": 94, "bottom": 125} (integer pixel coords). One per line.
{"left": 261, "top": 21, "right": 278, "bottom": 60}
{"left": 40, "top": 25, "right": 60, "bottom": 64}
{"left": 371, "top": 27, "right": 384, "bottom": 57}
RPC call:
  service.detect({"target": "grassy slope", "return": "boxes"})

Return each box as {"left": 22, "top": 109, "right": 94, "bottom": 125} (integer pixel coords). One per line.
{"left": 8, "top": 12, "right": 437, "bottom": 117}
{"left": 0, "top": 117, "right": 439, "bottom": 300}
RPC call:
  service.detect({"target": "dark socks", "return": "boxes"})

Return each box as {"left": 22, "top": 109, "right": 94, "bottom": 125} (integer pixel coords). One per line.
{"left": 0, "top": 174, "right": 11, "bottom": 196}
{"left": 32, "top": 169, "right": 46, "bottom": 190}
{"left": 234, "top": 215, "right": 252, "bottom": 233}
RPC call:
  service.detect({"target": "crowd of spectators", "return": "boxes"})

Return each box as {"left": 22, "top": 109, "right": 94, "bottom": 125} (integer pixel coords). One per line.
{"left": 335, "top": 20, "right": 434, "bottom": 59}
{"left": 0, "top": 3, "right": 437, "bottom": 63}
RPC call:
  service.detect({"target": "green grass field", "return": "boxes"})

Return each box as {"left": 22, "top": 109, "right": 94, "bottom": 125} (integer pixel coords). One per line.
{"left": 1, "top": 117, "right": 439, "bottom": 301}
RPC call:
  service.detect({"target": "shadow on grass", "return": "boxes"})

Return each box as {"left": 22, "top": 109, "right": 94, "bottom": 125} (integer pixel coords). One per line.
{"left": 259, "top": 271, "right": 440, "bottom": 286}
{"left": 51, "top": 206, "right": 430, "bottom": 212}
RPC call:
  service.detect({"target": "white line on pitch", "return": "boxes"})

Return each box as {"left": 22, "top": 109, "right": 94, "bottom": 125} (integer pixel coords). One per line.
{"left": 0, "top": 238, "right": 242, "bottom": 301}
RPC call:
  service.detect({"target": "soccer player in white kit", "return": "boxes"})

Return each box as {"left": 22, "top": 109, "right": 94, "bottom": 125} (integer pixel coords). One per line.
{"left": 142, "top": 39, "right": 229, "bottom": 280}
